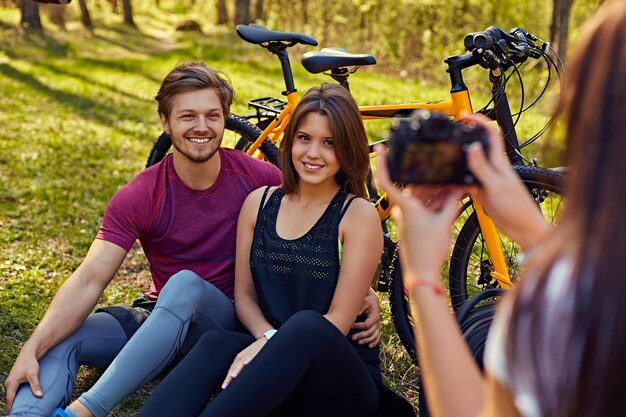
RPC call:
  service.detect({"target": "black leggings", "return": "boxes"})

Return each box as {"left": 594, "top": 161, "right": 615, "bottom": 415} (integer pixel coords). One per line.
{"left": 138, "top": 310, "right": 380, "bottom": 417}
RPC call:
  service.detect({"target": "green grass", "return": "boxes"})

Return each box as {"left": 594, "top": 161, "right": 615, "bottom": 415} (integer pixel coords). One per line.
{"left": 0, "top": 6, "right": 564, "bottom": 415}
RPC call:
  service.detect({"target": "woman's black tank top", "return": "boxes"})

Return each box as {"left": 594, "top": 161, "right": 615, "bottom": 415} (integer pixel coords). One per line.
{"left": 250, "top": 187, "right": 380, "bottom": 370}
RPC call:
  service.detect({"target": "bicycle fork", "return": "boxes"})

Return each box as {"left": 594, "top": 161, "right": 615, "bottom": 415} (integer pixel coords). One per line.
{"left": 471, "top": 200, "right": 513, "bottom": 289}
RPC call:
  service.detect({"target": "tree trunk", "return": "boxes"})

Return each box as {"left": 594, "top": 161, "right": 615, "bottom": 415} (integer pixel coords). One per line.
{"left": 122, "top": 0, "right": 135, "bottom": 26}
{"left": 253, "top": 0, "right": 264, "bottom": 22}
{"left": 78, "top": 0, "right": 93, "bottom": 31}
{"left": 217, "top": 0, "right": 229, "bottom": 25}
{"left": 550, "top": 0, "right": 573, "bottom": 60}
{"left": 321, "top": 0, "right": 329, "bottom": 45}
{"left": 20, "top": 0, "right": 43, "bottom": 32}
{"left": 234, "top": 0, "right": 250, "bottom": 25}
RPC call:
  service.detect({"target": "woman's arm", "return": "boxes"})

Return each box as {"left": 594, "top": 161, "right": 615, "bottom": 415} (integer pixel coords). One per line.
{"left": 222, "top": 187, "right": 276, "bottom": 389}
{"left": 234, "top": 187, "right": 276, "bottom": 339}
{"left": 324, "top": 198, "right": 383, "bottom": 335}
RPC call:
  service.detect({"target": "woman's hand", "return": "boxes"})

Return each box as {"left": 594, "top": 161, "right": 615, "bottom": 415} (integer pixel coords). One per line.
{"left": 221, "top": 338, "right": 267, "bottom": 389}
{"left": 375, "top": 145, "right": 463, "bottom": 281}
{"left": 464, "top": 114, "right": 552, "bottom": 250}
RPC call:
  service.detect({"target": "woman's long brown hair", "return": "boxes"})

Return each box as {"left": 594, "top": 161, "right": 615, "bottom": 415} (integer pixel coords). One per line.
{"left": 279, "top": 83, "right": 369, "bottom": 198}
{"left": 506, "top": 2, "right": 626, "bottom": 416}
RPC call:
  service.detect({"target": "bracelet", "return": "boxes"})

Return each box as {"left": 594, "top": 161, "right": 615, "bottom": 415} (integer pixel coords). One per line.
{"left": 263, "top": 329, "right": 277, "bottom": 340}
{"left": 405, "top": 276, "right": 445, "bottom": 297}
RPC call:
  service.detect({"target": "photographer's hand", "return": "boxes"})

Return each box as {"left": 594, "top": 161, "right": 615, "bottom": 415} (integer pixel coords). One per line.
{"left": 463, "top": 114, "right": 552, "bottom": 251}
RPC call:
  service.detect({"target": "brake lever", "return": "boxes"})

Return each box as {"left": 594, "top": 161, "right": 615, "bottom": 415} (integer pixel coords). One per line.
{"left": 510, "top": 27, "right": 538, "bottom": 42}
{"left": 478, "top": 49, "right": 501, "bottom": 70}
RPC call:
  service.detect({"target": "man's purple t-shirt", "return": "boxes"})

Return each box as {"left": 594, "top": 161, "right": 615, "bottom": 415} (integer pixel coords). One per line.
{"left": 96, "top": 148, "right": 282, "bottom": 299}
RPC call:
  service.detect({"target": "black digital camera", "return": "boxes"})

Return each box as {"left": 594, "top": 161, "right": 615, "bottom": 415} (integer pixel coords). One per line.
{"left": 386, "top": 110, "right": 489, "bottom": 185}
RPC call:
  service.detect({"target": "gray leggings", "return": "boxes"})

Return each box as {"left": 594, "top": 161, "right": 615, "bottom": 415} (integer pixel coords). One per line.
{"left": 9, "top": 270, "right": 236, "bottom": 417}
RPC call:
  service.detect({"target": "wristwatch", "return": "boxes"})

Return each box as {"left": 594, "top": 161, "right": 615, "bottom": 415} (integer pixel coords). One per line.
{"left": 263, "top": 329, "right": 277, "bottom": 340}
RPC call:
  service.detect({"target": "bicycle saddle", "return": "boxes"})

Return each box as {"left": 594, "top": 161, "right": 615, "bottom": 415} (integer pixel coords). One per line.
{"left": 236, "top": 24, "right": 318, "bottom": 47}
{"left": 301, "top": 48, "right": 376, "bottom": 74}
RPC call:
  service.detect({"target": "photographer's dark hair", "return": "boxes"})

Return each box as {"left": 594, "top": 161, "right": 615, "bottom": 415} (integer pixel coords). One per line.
{"left": 155, "top": 62, "right": 234, "bottom": 118}
{"left": 279, "top": 83, "right": 369, "bottom": 198}
{"left": 506, "top": 3, "right": 626, "bottom": 416}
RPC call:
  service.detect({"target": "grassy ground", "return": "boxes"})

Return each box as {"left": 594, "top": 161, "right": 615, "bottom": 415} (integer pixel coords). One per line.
{"left": 0, "top": 5, "right": 563, "bottom": 415}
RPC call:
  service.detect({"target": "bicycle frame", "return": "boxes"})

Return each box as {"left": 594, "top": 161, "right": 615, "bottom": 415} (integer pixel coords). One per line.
{"left": 242, "top": 40, "right": 516, "bottom": 290}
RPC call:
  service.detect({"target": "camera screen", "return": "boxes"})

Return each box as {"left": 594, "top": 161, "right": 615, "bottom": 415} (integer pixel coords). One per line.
{"left": 397, "top": 142, "right": 464, "bottom": 183}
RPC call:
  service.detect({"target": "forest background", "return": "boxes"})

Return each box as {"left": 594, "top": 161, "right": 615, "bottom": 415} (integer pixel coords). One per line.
{"left": 11, "top": 0, "right": 599, "bottom": 77}
{"left": 1, "top": 0, "right": 601, "bottom": 415}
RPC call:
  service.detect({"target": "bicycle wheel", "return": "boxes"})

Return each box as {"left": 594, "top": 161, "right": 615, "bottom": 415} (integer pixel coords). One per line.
{"left": 231, "top": 114, "right": 280, "bottom": 167}
{"left": 448, "top": 165, "right": 565, "bottom": 310}
{"left": 145, "top": 114, "right": 274, "bottom": 167}
{"left": 388, "top": 253, "right": 418, "bottom": 363}
{"left": 146, "top": 132, "right": 172, "bottom": 168}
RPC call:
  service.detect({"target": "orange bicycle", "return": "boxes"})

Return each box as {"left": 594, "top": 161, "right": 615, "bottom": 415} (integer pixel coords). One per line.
{"left": 146, "top": 24, "right": 565, "bottom": 362}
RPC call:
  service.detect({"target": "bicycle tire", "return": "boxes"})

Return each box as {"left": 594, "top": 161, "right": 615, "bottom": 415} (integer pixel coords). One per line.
{"left": 145, "top": 114, "right": 274, "bottom": 167}
{"left": 448, "top": 165, "right": 565, "bottom": 310}
{"left": 235, "top": 136, "right": 251, "bottom": 152}
{"left": 231, "top": 114, "right": 280, "bottom": 167}
{"left": 388, "top": 253, "right": 418, "bottom": 363}
{"left": 146, "top": 132, "right": 172, "bottom": 167}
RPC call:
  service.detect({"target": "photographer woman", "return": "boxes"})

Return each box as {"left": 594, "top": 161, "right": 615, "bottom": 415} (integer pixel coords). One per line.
{"left": 376, "top": 2, "right": 626, "bottom": 416}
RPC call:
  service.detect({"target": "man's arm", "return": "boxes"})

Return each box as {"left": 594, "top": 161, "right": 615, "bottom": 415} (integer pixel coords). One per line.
{"left": 351, "top": 288, "right": 381, "bottom": 348}
{"left": 5, "top": 239, "right": 127, "bottom": 410}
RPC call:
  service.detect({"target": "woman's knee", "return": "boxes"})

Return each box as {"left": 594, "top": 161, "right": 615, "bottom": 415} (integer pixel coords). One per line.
{"left": 284, "top": 310, "right": 329, "bottom": 331}
{"left": 278, "top": 311, "right": 339, "bottom": 347}
{"left": 196, "top": 330, "right": 229, "bottom": 350}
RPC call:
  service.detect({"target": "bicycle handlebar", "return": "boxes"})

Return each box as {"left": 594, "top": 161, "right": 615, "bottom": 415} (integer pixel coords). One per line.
{"left": 464, "top": 26, "right": 512, "bottom": 50}
{"left": 463, "top": 26, "right": 544, "bottom": 69}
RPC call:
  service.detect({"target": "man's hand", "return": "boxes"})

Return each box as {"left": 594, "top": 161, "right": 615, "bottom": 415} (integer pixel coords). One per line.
{"left": 351, "top": 288, "right": 380, "bottom": 348}
{"left": 5, "top": 349, "right": 43, "bottom": 411}
{"left": 221, "top": 338, "right": 267, "bottom": 389}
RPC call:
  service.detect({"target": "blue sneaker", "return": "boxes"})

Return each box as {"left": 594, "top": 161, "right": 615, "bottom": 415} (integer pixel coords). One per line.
{"left": 50, "top": 408, "right": 71, "bottom": 417}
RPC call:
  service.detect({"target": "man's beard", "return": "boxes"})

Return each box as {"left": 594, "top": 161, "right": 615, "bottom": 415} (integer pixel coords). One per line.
{"left": 172, "top": 140, "right": 219, "bottom": 163}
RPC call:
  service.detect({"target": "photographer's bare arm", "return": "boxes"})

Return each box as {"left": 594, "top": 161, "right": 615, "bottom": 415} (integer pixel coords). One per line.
{"left": 5, "top": 240, "right": 126, "bottom": 409}
{"left": 374, "top": 115, "right": 550, "bottom": 417}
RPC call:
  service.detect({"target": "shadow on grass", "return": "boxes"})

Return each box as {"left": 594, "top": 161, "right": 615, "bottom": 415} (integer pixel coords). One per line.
{"left": 31, "top": 60, "right": 151, "bottom": 103}
{"left": 92, "top": 28, "right": 164, "bottom": 56}
{"left": 0, "top": 62, "right": 150, "bottom": 138}
{"left": 80, "top": 56, "right": 163, "bottom": 84}
{"left": 2, "top": 30, "right": 70, "bottom": 59}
